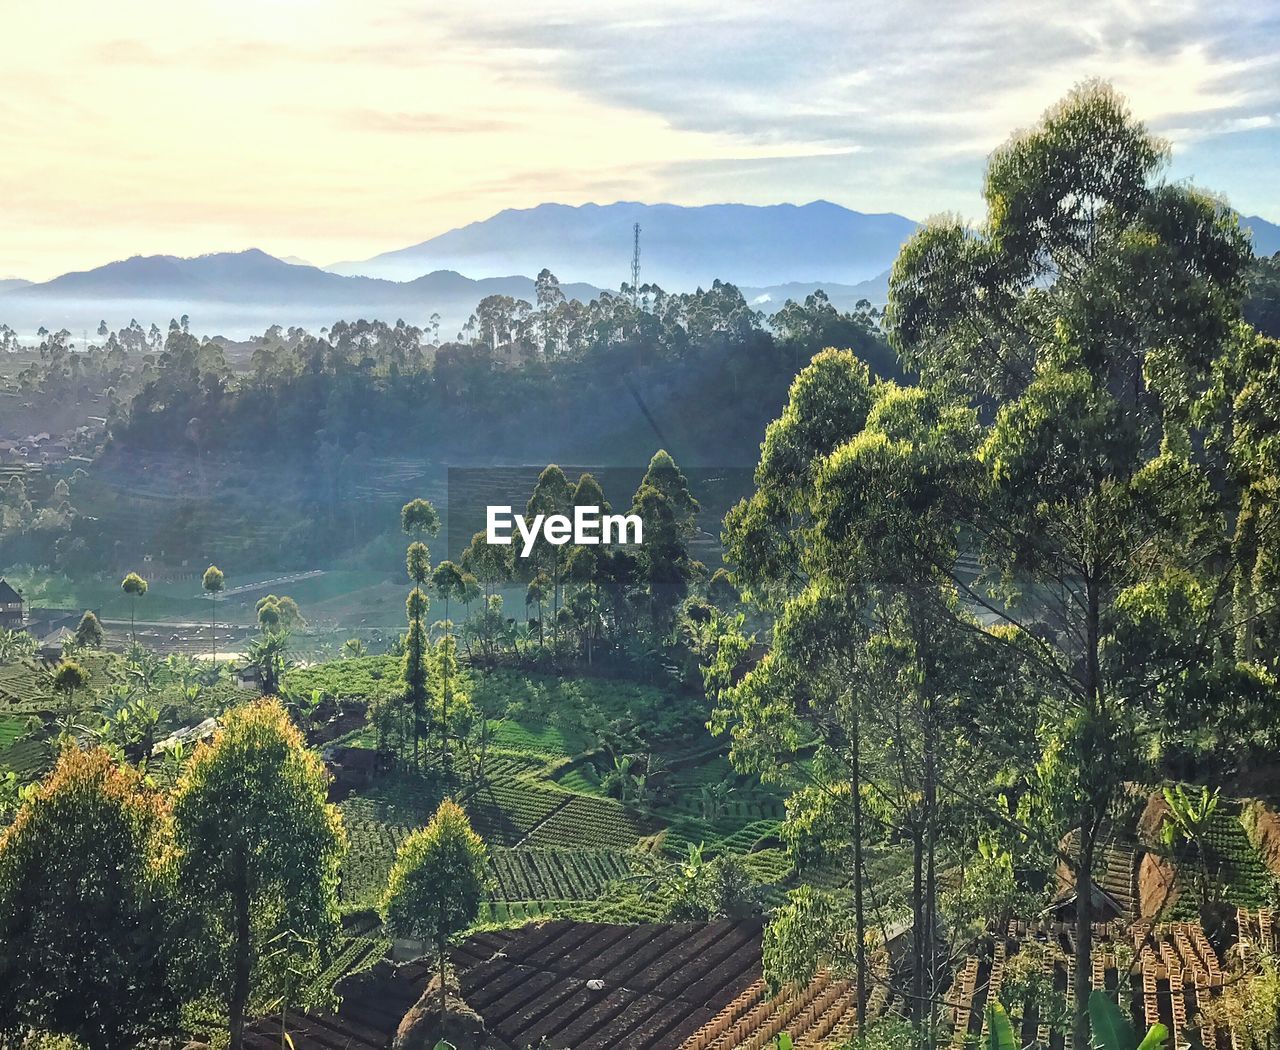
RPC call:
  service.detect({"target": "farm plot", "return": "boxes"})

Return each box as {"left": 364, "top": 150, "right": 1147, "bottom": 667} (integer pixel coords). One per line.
{"left": 0, "top": 714, "right": 29, "bottom": 750}
{"left": 463, "top": 777, "right": 572, "bottom": 846}
{"left": 283, "top": 654, "right": 399, "bottom": 704}
{"left": 0, "top": 736, "right": 49, "bottom": 779}
{"left": 1171, "top": 808, "right": 1273, "bottom": 917}
{"left": 740, "top": 848, "right": 793, "bottom": 886}
{"left": 339, "top": 775, "right": 445, "bottom": 828}
{"left": 478, "top": 899, "right": 572, "bottom": 924}
{"left": 304, "top": 933, "right": 390, "bottom": 999}
{"left": 481, "top": 750, "right": 552, "bottom": 781}
{"left": 0, "top": 655, "right": 118, "bottom": 714}
{"left": 336, "top": 813, "right": 414, "bottom": 906}
{"left": 486, "top": 718, "right": 588, "bottom": 760}
{"left": 488, "top": 848, "right": 634, "bottom": 902}
{"left": 661, "top": 817, "right": 783, "bottom": 858}
{"left": 522, "top": 793, "right": 654, "bottom": 850}
{"left": 0, "top": 664, "right": 50, "bottom": 712}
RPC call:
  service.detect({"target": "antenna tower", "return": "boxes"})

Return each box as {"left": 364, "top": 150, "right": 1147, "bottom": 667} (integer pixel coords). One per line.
{"left": 631, "top": 222, "right": 641, "bottom": 305}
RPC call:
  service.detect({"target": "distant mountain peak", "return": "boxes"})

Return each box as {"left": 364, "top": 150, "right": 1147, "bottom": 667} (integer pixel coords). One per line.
{"left": 327, "top": 200, "right": 920, "bottom": 287}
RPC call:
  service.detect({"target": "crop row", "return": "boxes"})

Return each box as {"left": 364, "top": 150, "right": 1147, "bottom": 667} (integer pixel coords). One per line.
{"left": 477, "top": 899, "right": 570, "bottom": 925}
{"left": 481, "top": 750, "right": 551, "bottom": 781}
{"left": 0, "top": 666, "right": 45, "bottom": 706}
{"left": 339, "top": 777, "right": 445, "bottom": 828}
{"left": 305, "top": 933, "right": 389, "bottom": 998}
{"left": 0, "top": 715, "right": 30, "bottom": 749}
{"left": 485, "top": 718, "right": 587, "bottom": 760}
{"left": 488, "top": 848, "right": 633, "bottom": 902}
{"left": 522, "top": 794, "right": 651, "bottom": 850}
{"left": 463, "top": 777, "right": 571, "bottom": 846}
{"left": 0, "top": 736, "right": 50, "bottom": 778}
{"left": 557, "top": 891, "right": 673, "bottom": 925}
{"left": 740, "top": 848, "right": 794, "bottom": 885}
{"left": 661, "top": 817, "right": 783, "bottom": 858}
{"left": 337, "top": 817, "right": 414, "bottom": 905}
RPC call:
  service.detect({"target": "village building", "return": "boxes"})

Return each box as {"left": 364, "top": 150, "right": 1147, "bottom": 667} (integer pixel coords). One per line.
{"left": 0, "top": 579, "right": 24, "bottom": 631}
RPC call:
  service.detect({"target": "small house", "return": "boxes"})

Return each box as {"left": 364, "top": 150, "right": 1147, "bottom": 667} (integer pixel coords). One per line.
{"left": 0, "top": 580, "right": 23, "bottom": 631}
{"left": 38, "top": 626, "right": 74, "bottom": 661}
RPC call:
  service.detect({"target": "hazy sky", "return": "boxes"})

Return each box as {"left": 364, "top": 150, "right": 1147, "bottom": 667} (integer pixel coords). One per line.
{"left": 3, "top": 0, "right": 1277, "bottom": 280}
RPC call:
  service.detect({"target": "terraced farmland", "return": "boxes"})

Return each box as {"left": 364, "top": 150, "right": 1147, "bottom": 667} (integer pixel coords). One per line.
{"left": 336, "top": 814, "right": 414, "bottom": 906}
{"left": 462, "top": 777, "right": 573, "bottom": 846}
{"left": 488, "top": 847, "right": 634, "bottom": 902}
{"left": 0, "top": 735, "right": 48, "bottom": 778}
{"left": 486, "top": 717, "right": 588, "bottom": 759}
{"left": 0, "top": 714, "right": 29, "bottom": 749}
{"left": 523, "top": 792, "right": 655, "bottom": 850}
{"left": 0, "top": 664, "right": 49, "bottom": 711}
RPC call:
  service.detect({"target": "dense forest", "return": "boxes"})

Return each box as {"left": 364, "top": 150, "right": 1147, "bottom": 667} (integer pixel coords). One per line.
{"left": 0, "top": 284, "right": 892, "bottom": 575}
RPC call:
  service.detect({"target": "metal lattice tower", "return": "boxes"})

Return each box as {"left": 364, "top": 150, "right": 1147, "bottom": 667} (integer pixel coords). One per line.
{"left": 631, "top": 222, "right": 641, "bottom": 305}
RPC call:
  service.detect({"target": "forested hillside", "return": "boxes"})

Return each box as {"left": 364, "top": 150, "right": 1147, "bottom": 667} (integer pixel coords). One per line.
{"left": 1, "top": 283, "right": 892, "bottom": 574}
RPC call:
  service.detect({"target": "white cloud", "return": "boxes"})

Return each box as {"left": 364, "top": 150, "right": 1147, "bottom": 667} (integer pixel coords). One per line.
{"left": 0, "top": 0, "right": 1276, "bottom": 278}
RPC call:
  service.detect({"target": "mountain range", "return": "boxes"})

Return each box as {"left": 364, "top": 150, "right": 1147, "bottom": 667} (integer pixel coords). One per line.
{"left": 0, "top": 202, "right": 1275, "bottom": 339}
{"left": 330, "top": 201, "right": 919, "bottom": 287}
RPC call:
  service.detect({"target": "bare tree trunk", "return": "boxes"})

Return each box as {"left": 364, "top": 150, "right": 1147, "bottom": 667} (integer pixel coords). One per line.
{"left": 924, "top": 748, "right": 938, "bottom": 1038}
{"left": 1073, "top": 579, "right": 1102, "bottom": 1047}
{"left": 438, "top": 926, "right": 448, "bottom": 1040}
{"left": 443, "top": 596, "right": 450, "bottom": 770}
{"left": 911, "top": 826, "right": 924, "bottom": 1025}
{"left": 228, "top": 869, "right": 251, "bottom": 1050}
{"left": 851, "top": 704, "right": 867, "bottom": 1029}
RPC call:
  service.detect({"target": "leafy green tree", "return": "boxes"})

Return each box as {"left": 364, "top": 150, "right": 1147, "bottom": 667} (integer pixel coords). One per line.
{"left": 886, "top": 80, "right": 1257, "bottom": 1037}
{"left": 402, "top": 502, "right": 442, "bottom": 768}
{"left": 1226, "top": 327, "right": 1280, "bottom": 670}
{"left": 1244, "top": 252, "right": 1280, "bottom": 339}
{"left": 120, "top": 572, "right": 147, "bottom": 644}
{"left": 428, "top": 631, "right": 471, "bottom": 771}
{"left": 73, "top": 609, "right": 104, "bottom": 649}
{"left": 525, "top": 465, "right": 573, "bottom": 652}
{"left": 402, "top": 498, "right": 441, "bottom": 539}
{"left": 202, "top": 565, "right": 225, "bottom": 661}
{"left": 380, "top": 800, "right": 488, "bottom": 1035}
{"left": 461, "top": 529, "right": 511, "bottom": 601}
{"left": 631, "top": 450, "right": 698, "bottom": 638}
{"left": 715, "top": 348, "right": 1041, "bottom": 1025}
{"left": 255, "top": 594, "right": 302, "bottom": 633}
{"left": 242, "top": 631, "right": 291, "bottom": 697}
{"left": 172, "top": 700, "right": 345, "bottom": 1050}
{"left": 525, "top": 573, "right": 550, "bottom": 649}
{"left": 431, "top": 561, "right": 466, "bottom": 766}
{"left": 51, "top": 659, "right": 90, "bottom": 725}
{"left": 405, "top": 548, "right": 432, "bottom": 767}
{"left": 0, "top": 747, "right": 178, "bottom": 1049}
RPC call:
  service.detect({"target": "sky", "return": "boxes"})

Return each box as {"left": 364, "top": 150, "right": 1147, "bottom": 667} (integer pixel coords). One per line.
{"left": 2, "top": 0, "right": 1278, "bottom": 281}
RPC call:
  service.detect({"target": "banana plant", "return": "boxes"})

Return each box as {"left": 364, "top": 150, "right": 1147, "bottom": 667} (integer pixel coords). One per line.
{"left": 1088, "top": 990, "right": 1167, "bottom": 1050}
{"left": 985, "top": 1003, "right": 1017, "bottom": 1050}
{"left": 985, "top": 993, "right": 1166, "bottom": 1050}
{"left": 1161, "top": 783, "right": 1220, "bottom": 905}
